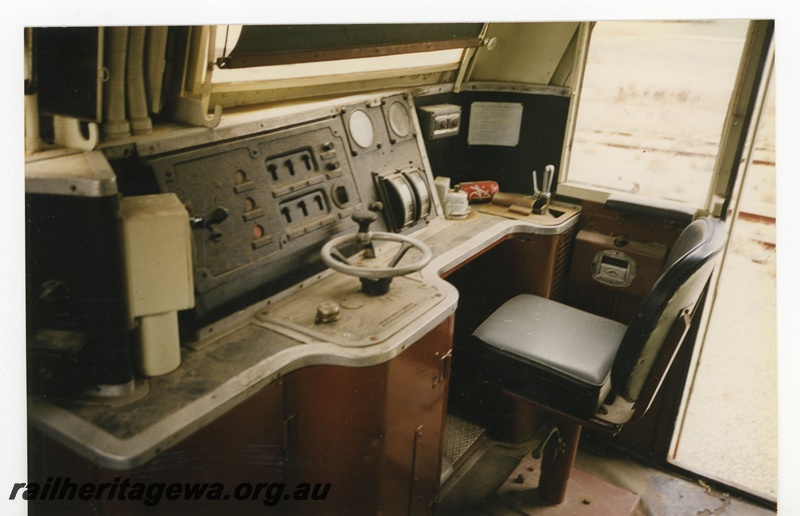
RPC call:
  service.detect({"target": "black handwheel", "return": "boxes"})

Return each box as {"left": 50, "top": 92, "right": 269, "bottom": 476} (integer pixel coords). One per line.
{"left": 321, "top": 211, "right": 432, "bottom": 295}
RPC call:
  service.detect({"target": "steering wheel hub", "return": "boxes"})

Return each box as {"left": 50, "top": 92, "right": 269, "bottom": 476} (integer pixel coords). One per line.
{"left": 321, "top": 211, "right": 433, "bottom": 295}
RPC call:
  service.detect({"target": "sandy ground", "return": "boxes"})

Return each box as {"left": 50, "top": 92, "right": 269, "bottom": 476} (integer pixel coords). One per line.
{"left": 569, "top": 20, "right": 777, "bottom": 499}
{"left": 570, "top": 20, "right": 751, "bottom": 207}
{"left": 676, "top": 87, "right": 777, "bottom": 499}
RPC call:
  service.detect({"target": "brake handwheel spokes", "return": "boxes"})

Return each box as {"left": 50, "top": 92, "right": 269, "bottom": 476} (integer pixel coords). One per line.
{"left": 388, "top": 241, "right": 415, "bottom": 268}
{"left": 321, "top": 211, "right": 432, "bottom": 295}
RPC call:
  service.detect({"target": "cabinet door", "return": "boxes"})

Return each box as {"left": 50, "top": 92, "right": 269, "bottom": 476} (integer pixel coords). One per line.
{"left": 284, "top": 364, "right": 386, "bottom": 514}
{"left": 284, "top": 316, "right": 454, "bottom": 515}
{"left": 383, "top": 316, "right": 453, "bottom": 515}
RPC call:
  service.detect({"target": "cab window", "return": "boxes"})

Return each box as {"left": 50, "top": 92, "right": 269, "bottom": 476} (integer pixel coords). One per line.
{"left": 563, "top": 20, "right": 750, "bottom": 207}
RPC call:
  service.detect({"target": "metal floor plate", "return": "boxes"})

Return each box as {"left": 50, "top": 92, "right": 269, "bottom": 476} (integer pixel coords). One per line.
{"left": 443, "top": 413, "right": 485, "bottom": 469}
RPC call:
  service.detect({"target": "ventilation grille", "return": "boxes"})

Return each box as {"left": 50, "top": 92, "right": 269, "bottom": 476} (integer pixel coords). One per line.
{"left": 549, "top": 224, "right": 577, "bottom": 301}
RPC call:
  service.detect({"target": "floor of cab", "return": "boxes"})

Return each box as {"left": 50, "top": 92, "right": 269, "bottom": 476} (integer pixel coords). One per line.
{"left": 436, "top": 414, "right": 775, "bottom": 515}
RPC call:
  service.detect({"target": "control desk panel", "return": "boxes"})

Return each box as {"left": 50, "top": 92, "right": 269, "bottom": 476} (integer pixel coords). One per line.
{"left": 147, "top": 93, "right": 437, "bottom": 328}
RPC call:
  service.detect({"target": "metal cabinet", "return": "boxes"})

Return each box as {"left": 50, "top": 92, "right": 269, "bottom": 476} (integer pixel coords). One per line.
{"left": 28, "top": 318, "right": 453, "bottom": 515}
{"left": 283, "top": 316, "right": 453, "bottom": 515}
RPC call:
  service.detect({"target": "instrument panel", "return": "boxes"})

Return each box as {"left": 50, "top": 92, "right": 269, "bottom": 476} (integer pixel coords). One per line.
{"left": 147, "top": 93, "right": 437, "bottom": 326}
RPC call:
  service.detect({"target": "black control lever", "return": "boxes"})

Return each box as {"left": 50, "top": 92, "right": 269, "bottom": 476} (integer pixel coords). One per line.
{"left": 190, "top": 206, "right": 229, "bottom": 242}
{"left": 352, "top": 210, "right": 378, "bottom": 258}
{"left": 191, "top": 206, "right": 229, "bottom": 228}
{"left": 352, "top": 210, "right": 378, "bottom": 234}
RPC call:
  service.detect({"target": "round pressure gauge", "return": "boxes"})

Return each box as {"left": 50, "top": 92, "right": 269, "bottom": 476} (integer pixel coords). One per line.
{"left": 348, "top": 109, "right": 375, "bottom": 148}
{"left": 387, "top": 101, "right": 412, "bottom": 138}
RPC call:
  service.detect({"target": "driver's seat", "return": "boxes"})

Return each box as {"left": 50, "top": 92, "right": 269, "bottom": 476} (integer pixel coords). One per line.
{"left": 456, "top": 216, "right": 727, "bottom": 505}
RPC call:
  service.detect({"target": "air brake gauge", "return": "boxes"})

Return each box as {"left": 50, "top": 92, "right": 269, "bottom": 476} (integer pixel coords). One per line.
{"left": 348, "top": 109, "right": 375, "bottom": 149}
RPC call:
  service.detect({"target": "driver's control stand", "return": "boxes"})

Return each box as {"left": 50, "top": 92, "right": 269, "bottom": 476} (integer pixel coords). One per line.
{"left": 321, "top": 211, "right": 432, "bottom": 296}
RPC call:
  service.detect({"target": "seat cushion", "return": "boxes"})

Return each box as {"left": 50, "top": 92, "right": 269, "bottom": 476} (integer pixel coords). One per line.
{"left": 466, "top": 294, "right": 627, "bottom": 419}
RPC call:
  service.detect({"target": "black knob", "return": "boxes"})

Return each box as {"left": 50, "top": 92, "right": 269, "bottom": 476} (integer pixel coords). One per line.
{"left": 207, "top": 206, "right": 229, "bottom": 226}
{"left": 352, "top": 210, "right": 378, "bottom": 234}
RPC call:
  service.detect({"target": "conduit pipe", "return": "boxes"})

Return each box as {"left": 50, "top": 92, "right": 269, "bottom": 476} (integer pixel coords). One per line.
{"left": 126, "top": 27, "right": 152, "bottom": 135}
{"left": 24, "top": 27, "right": 41, "bottom": 154}
{"left": 102, "top": 26, "right": 131, "bottom": 140}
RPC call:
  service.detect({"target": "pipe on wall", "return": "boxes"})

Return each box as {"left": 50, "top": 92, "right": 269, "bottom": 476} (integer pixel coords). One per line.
{"left": 127, "top": 27, "right": 153, "bottom": 135}
{"left": 102, "top": 26, "right": 131, "bottom": 140}
{"left": 25, "top": 27, "right": 41, "bottom": 154}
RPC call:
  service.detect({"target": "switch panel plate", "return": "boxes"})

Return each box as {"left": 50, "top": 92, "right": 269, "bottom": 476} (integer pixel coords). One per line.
{"left": 417, "top": 104, "right": 462, "bottom": 140}
{"left": 148, "top": 118, "right": 361, "bottom": 324}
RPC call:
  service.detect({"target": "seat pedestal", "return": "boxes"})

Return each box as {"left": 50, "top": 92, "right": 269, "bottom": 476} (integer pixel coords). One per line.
{"left": 538, "top": 419, "right": 582, "bottom": 505}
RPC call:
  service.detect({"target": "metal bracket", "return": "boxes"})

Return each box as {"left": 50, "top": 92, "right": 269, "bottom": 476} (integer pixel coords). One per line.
{"left": 170, "top": 96, "right": 222, "bottom": 129}
{"left": 53, "top": 115, "right": 99, "bottom": 151}
{"left": 532, "top": 424, "right": 565, "bottom": 459}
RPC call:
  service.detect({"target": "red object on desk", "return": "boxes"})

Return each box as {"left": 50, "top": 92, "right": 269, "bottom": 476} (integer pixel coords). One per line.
{"left": 458, "top": 181, "right": 499, "bottom": 202}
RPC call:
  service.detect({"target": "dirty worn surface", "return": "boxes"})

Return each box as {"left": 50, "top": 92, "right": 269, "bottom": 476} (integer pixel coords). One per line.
{"left": 576, "top": 448, "right": 776, "bottom": 516}
{"left": 488, "top": 455, "right": 644, "bottom": 515}
{"left": 437, "top": 433, "right": 775, "bottom": 515}
{"left": 51, "top": 323, "right": 300, "bottom": 439}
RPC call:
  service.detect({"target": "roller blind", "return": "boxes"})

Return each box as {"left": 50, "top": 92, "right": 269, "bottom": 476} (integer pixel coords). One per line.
{"left": 217, "top": 24, "right": 484, "bottom": 68}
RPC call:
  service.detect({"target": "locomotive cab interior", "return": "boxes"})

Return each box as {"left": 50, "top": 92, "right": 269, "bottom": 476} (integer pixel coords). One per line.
{"left": 14, "top": 13, "right": 784, "bottom": 515}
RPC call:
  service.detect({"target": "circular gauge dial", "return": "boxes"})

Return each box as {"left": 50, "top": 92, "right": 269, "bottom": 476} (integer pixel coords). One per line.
{"left": 349, "top": 109, "right": 375, "bottom": 148}
{"left": 387, "top": 101, "right": 411, "bottom": 138}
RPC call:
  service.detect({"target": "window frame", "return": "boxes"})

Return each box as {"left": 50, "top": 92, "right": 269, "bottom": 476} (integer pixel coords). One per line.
{"left": 556, "top": 20, "right": 773, "bottom": 216}
{"left": 206, "top": 24, "right": 487, "bottom": 109}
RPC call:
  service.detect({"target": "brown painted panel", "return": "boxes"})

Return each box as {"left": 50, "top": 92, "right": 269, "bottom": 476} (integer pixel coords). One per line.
{"left": 386, "top": 316, "right": 452, "bottom": 515}
{"left": 503, "top": 237, "right": 559, "bottom": 299}
{"left": 283, "top": 363, "right": 387, "bottom": 514}
{"left": 578, "top": 201, "right": 685, "bottom": 248}
{"left": 284, "top": 316, "right": 454, "bottom": 515}
{"left": 446, "top": 233, "right": 571, "bottom": 343}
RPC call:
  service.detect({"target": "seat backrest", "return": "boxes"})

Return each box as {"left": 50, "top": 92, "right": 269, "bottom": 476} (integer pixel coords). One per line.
{"left": 610, "top": 217, "right": 727, "bottom": 403}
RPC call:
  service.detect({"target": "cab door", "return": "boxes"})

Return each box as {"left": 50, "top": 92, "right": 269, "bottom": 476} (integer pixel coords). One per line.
{"left": 558, "top": 20, "right": 775, "bottom": 500}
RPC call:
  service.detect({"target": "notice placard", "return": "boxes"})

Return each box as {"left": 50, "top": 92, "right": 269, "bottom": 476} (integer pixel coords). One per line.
{"left": 467, "top": 102, "right": 524, "bottom": 147}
